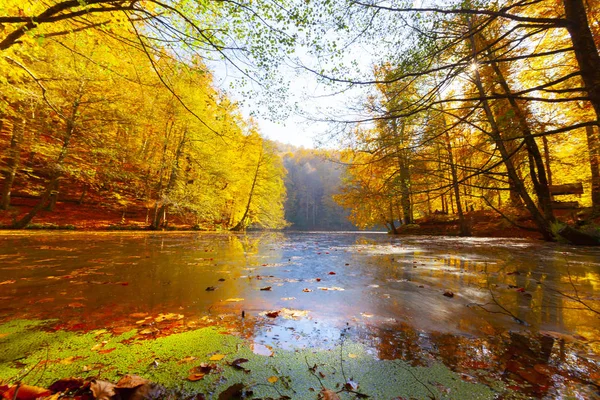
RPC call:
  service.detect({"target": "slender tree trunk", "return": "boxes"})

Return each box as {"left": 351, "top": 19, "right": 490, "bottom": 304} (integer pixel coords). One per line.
{"left": 442, "top": 115, "right": 469, "bottom": 235}
{"left": 468, "top": 20, "right": 555, "bottom": 240}
{"left": 585, "top": 125, "right": 600, "bottom": 207}
{"left": 0, "top": 115, "right": 25, "bottom": 209}
{"left": 483, "top": 42, "right": 554, "bottom": 222}
{"left": 12, "top": 82, "right": 84, "bottom": 228}
{"left": 232, "top": 146, "right": 263, "bottom": 231}
{"left": 46, "top": 180, "right": 59, "bottom": 211}
{"left": 154, "top": 129, "right": 186, "bottom": 227}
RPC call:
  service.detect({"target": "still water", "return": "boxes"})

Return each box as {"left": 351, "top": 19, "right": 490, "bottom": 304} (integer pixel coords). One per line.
{"left": 0, "top": 231, "right": 599, "bottom": 397}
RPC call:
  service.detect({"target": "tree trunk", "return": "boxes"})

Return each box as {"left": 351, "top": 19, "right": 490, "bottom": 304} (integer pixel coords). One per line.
{"left": 12, "top": 83, "right": 82, "bottom": 228}
{"left": 0, "top": 115, "right": 25, "bottom": 210}
{"left": 585, "top": 125, "right": 600, "bottom": 207}
{"left": 232, "top": 146, "right": 263, "bottom": 231}
{"left": 468, "top": 19, "right": 554, "bottom": 240}
{"left": 563, "top": 0, "right": 600, "bottom": 124}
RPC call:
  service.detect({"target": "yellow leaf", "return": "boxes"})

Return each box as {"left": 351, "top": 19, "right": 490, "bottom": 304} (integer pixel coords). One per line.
{"left": 348, "top": 353, "right": 357, "bottom": 358}
{"left": 267, "top": 376, "right": 278, "bottom": 383}
{"left": 209, "top": 354, "right": 225, "bottom": 361}
{"left": 225, "top": 298, "right": 244, "bottom": 302}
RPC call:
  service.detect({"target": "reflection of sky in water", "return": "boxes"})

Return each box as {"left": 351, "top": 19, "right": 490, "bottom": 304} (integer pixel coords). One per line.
{"left": 0, "top": 231, "right": 599, "bottom": 397}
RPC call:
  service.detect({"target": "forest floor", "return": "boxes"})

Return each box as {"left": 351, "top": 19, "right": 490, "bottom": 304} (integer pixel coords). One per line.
{"left": 0, "top": 196, "right": 595, "bottom": 240}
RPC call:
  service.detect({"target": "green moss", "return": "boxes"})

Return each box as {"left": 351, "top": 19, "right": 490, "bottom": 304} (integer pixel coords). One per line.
{"left": 0, "top": 319, "right": 506, "bottom": 399}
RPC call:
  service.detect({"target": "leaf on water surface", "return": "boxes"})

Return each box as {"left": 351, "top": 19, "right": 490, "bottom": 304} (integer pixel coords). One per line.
{"left": 265, "top": 311, "right": 280, "bottom": 318}
{"left": 90, "top": 380, "right": 116, "bottom": 400}
{"left": 217, "top": 383, "right": 247, "bottom": 400}
{"left": 116, "top": 375, "right": 149, "bottom": 389}
{"left": 345, "top": 379, "right": 359, "bottom": 391}
{"left": 318, "top": 287, "right": 344, "bottom": 291}
{"left": 302, "top": 288, "right": 312, "bottom": 292}
{"left": 154, "top": 313, "right": 183, "bottom": 322}
{"left": 228, "top": 358, "right": 250, "bottom": 372}
{"left": 443, "top": 290, "right": 454, "bottom": 298}
{"left": 315, "top": 278, "right": 321, "bottom": 282}
{"left": 267, "top": 376, "right": 278, "bottom": 383}
{"left": 98, "top": 348, "right": 116, "bottom": 354}
{"left": 130, "top": 312, "right": 148, "bottom": 318}
{"left": 178, "top": 356, "right": 197, "bottom": 364}
{"left": 260, "top": 286, "right": 272, "bottom": 291}
{"left": 328, "top": 272, "right": 336, "bottom": 275}
{"left": 2, "top": 384, "right": 51, "bottom": 400}
{"left": 225, "top": 298, "right": 244, "bottom": 302}
{"left": 206, "top": 286, "right": 217, "bottom": 291}
{"left": 68, "top": 302, "right": 85, "bottom": 308}
{"left": 209, "top": 354, "right": 226, "bottom": 361}
{"left": 281, "top": 297, "right": 295, "bottom": 301}
{"left": 360, "top": 313, "right": 373, "bottom": 318}
{"left": 319, "top": 388, "right": 341, "bottom": 400}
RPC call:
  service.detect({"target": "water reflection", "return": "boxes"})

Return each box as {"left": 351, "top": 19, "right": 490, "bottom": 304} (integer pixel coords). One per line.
{"left": 0, "top": 231, "right": 599, "bottom": 397}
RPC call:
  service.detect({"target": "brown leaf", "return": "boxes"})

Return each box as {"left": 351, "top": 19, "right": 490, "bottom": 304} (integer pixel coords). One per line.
{"left": 443, "top": 290, "right": 454, "bottom": 298}
{"left": 90, "top": 380, "right": 116, "bottom": 400}
{"left": 2, "top": 384, "right": 51, "bottom": 400}
{"left": 260, "top": 286, "right": 272, "bottom": 291}
{"left": 228, "top": 358, "right": 250, "bottom": 372}
{"left": 319, "top": 388, "right": 341, "bottom": 400}
{"left": 116, "top": 374, "right": 149, "bottom": 389}
{"left": 48, "top": 378, "right": 84, "bottom": 393}
{"left": 218, "top": 383, "right": 246, "bottom": 400}
{"left": 265, "top": 311, "right": 280, "bottom": 318}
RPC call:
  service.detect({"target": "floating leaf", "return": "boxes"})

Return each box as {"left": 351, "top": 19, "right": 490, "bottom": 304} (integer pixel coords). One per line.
{"left": 267, "top": 376, "right": 278, "bottom": 383}
{"left": 319, "top": 388, "right": 341, "bottom": 400}
{"left": 260, "top": 286, "right": 272, "bottom": 291}
{"left": 116, "top": 374, "right": 149, "bottom": 389}
{"left": 265, "top": 311, "right": 280, "bottom": 318}
{"left": 209, "top": 354, "right": 225, "bottom": 361}
{"left": 225, "top": 298, "right": 244, "bottom": 302}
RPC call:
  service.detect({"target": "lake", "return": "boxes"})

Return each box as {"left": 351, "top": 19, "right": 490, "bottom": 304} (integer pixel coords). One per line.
{"left": 0, "top": 231, "right": 599, "bottom": 398}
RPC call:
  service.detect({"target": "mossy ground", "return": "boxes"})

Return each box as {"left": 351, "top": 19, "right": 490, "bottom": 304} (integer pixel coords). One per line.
{"left": 0, "top": 319, "right": 505, "bottom": 399}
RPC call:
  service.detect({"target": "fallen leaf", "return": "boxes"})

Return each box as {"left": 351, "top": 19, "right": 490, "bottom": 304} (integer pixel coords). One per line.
{"left": 209, "top": 354, "right": 225, "bottom": 361}
{"left": 98, "top": 348, "right": 116, "bottom": 354}
{"left": 205, "top": 286, "right": 216, "bottom": 291}
{"left": 68, "top": 302, "right": 85, "bottom": 308}
{"left": 90, "top": 380, "right": 116, "bottom": 400}
{"left": 187, "top": 373, "right": 205, "bottom": 382}
{"left": 0, "top": 280, "right": 16, "bottom": 285}
{"left": 265, "top": 311, "right": 280, "bottom": 318}
{"left": 228, "top": 358, "right": 250, "bottom": 372}
{"left": 116, "top": 374, "right": 149, "bottom": 389}
{"left": 319, "top": 388, "right": 341, "bottom": 400}
{"left": 2, "top": 385, "right": 51, "bottom": 400}
{"left": 49, "top": 377, "right": 84, "bottom": 393}
{"left": 302, "top": 288, "right": 312, "bottom": 292}
{"left": 267, "top": 376, "right": 278, "bottom": 383}
{"left": 217, "top": 383, "right": 246, "bottom": 400}
{"left": 443, "top": 290, "right": 454, "bottom": 298}
{"left": 318, "top": 287, "right": 345, "bottom": 291}
{"left": 328, "top": 271, "right": 336, "bottom": 275}
{"left": 225, "top": 298, "right": 244, "bottom": 302}
{"left": 260, "top": 286, "right": 272, "bottom": 291}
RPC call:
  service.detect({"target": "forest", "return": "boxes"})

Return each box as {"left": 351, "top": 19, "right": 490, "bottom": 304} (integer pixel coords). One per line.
{"left": 1, "top": 0, "right": 599, "bottom": 244}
